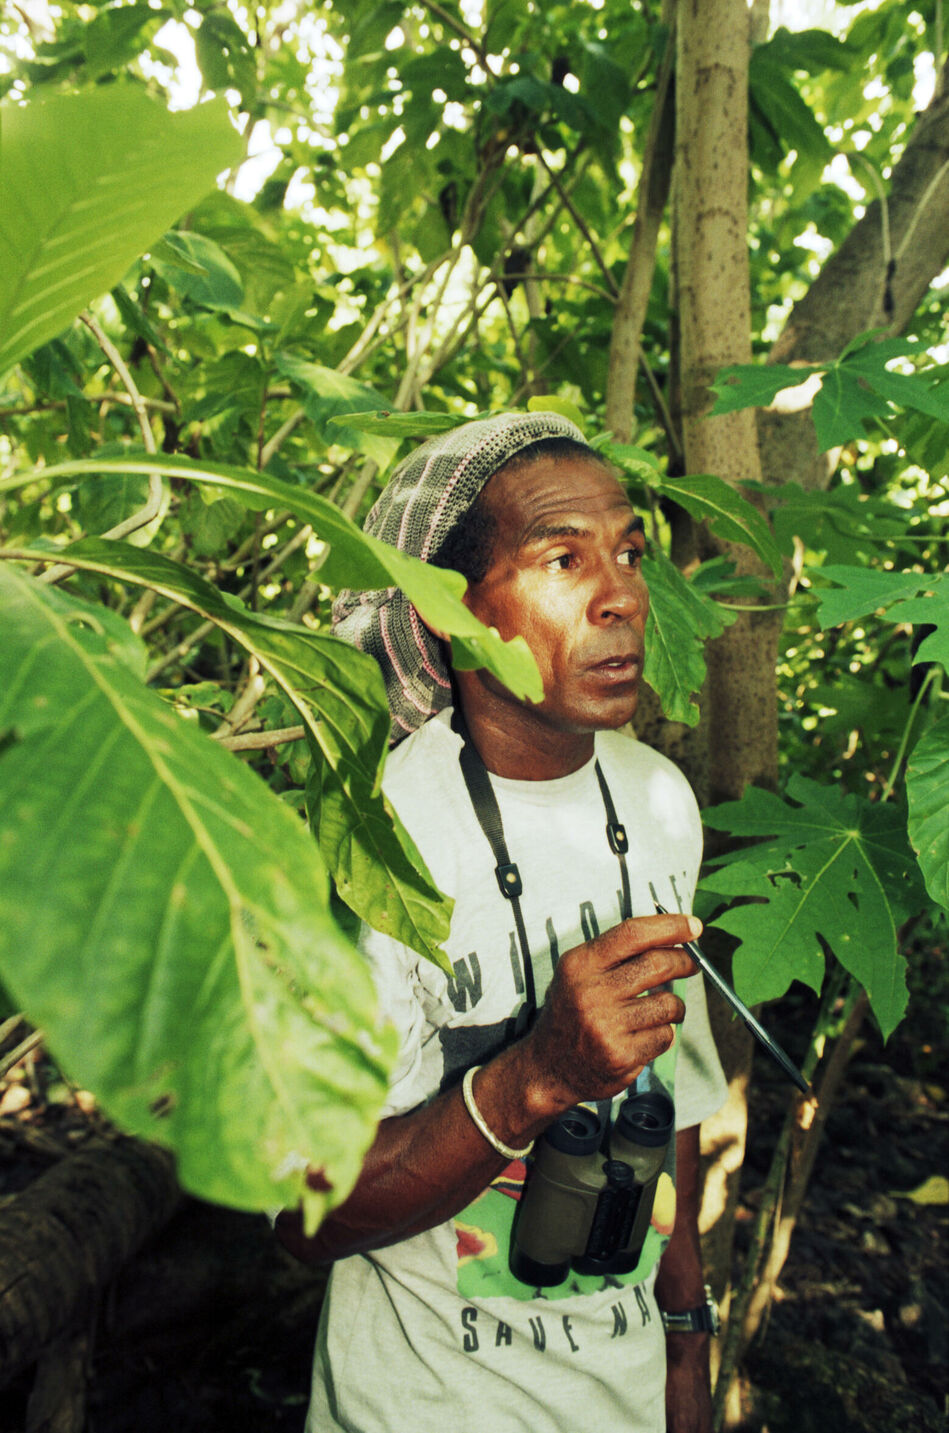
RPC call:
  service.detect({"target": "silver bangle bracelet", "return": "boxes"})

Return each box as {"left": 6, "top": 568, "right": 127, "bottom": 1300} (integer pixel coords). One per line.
{"left": 462, "top": 1065, "right": 534, "bottom": 1161}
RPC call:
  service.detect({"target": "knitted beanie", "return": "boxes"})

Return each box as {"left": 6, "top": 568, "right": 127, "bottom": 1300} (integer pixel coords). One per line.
{"left": 332, "top": 410, "right": 591, "bottom": 745}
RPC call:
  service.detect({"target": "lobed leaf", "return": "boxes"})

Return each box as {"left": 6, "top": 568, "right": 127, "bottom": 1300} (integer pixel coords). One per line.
{"left": 0, "top": 564, "right": 396, "bottom": 1217}
{"left": 701, "top": 774, "right": 927, "bottom": 1039}
{"left": 642, "top": 550, "right": 726, "bottom": 727}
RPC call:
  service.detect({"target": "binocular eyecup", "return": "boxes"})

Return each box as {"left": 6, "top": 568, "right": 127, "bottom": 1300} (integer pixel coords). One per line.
{"left": 509, "top": 1089, "right": 674, "bottom": 1289}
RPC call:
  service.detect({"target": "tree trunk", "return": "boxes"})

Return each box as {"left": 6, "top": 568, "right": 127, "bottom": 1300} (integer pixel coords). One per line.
{"left": 0, "top": 1136, "right": 180, "bottom": 1387}
{"left": 675, "top": 0, "right": 778, "bottom": 805}
{"left": 758, "top": 73, "right": 949, "bottom": 492}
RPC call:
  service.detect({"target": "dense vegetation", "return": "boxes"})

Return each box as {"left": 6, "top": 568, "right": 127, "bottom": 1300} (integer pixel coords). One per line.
{"left": 0, "top": 0, "right": 946, "bottom": 1422}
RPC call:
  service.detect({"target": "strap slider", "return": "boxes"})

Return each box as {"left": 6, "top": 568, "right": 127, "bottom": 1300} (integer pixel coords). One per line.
{"left": 607, "top": 823, "right": 628, "bottom": 855}
{"left": 496, "top": 862, "right": 523, "bottom": 899}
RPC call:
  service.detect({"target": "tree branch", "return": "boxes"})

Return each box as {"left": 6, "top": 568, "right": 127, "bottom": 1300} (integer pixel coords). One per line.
{"left": 213, "top": 724, "right": 305, "bottom": 751}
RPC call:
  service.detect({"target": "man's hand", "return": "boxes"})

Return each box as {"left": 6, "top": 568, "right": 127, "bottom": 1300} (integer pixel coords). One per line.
{"left": 278, "top": 913, "right": 700, "bottom": 1264}
{"left": 511, "top": 911, "right": 701, "bottom": 1118}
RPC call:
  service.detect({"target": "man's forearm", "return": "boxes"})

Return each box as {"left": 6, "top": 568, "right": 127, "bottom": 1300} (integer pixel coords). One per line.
{"left": 276, "top": 1042, "right": 543, "bottom": 1263}
{"left": 655, "top": 1125, "right": 713, "bottom": 1433}
{"left": 277, "top": 914, "right": 699, "bottom": 1265}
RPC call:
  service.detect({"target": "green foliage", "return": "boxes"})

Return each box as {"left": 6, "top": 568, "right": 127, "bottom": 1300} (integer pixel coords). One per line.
{"left": 701, "top": 776, "right": 927, "bottom": 1040}
{"left": 0, "top": 0, "right": 945, "bottom": 1218}
{"left": 907, "top": 716, "right": 949, "bottom": 914}
{"left": 642, "top": 550, "right": 730, "bottom": 727}
{"left": 711, "top": 335, "right": 949, "bottom": 453}
{"left": 0, "top": 564, "right": 396, "bottom": 1219}
{"left": 5, "top": 537, "right": 453, "bottom": 967}
{"left": 6, "top": 451, "right": 543, "bottom": 703}
{"left": 0, "top": 87, "right": 242, "bottom": 371}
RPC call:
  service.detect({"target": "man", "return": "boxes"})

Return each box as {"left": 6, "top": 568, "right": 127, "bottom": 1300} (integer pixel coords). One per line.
{"left": 278, "top": 411, "right": 727, "bottom": 1432}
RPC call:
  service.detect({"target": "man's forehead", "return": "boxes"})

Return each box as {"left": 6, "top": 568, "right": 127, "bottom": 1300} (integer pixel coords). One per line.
{"left": 481, "top": 454, "right": 640, "bottom": 549}
{"left": 521, "top": 513, "right": 645, "bottom": 546}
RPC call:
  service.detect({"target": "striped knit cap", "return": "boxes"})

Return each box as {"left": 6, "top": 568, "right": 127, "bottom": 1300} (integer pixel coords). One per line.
{"left": 332, "top": 410, "right": 590, "bottom": 745}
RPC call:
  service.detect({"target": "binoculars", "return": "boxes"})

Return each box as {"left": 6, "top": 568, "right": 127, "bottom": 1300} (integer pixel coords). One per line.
{"left": 509, "top": 1088, "right": 674, "bottom": 1288}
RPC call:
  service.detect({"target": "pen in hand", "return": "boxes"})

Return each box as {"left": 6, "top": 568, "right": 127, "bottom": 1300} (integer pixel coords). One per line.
{"left": 653, "top": 897, "right": 810, "bottom": 1095}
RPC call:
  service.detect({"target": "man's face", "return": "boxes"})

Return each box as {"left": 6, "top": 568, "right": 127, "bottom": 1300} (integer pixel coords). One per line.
{"left": 462, "top": 454, "right": 649, "bottom": 737}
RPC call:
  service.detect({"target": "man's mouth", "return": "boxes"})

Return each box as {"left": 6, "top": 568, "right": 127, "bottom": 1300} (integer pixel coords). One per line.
{"left": 588, "top": 653, "right": 642, "bottom": 681}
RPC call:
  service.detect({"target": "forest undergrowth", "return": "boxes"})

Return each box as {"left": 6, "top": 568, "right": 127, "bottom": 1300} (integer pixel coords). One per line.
{"left": 1, "top": 918, "right": 945, "bottom": 1433}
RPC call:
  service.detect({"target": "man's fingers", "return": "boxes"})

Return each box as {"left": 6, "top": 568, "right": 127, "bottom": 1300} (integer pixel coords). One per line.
{"left": 624, "top": 990, "right": 686, "bottom": 1030}
{"left": 590, "top": 913, "right": 702, "bottom": 971}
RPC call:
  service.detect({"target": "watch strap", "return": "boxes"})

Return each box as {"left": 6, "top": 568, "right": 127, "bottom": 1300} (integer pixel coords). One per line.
{"left": 660, "top": 1285, "right": 721, "bottom": 1335}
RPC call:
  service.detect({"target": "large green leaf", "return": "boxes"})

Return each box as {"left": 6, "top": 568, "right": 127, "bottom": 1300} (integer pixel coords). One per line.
{"left": 701, "top": 774, "right": 927, "bottom": 1039}
{"left": 4, "top": 538, "right": 452, "bottom": 967}
{"left": 907, "top": 716, "right": 949, "bottom": 914}
{"left": 0, "top": 453, "right": 543, "bottom": 705}
{"left": 151, "top": 230, "right": 245, "bottom": 310}
{"left": 0, "top": 87, "right": 242, "bottom": 373}
{"left": 0, "top": 564, "right": 396, "bottom": 1216}
{"left": 657, "top": 474, "right": 782, "bottom": 577}
{"left": 813, "top": 567, "right": 934, "bottom": 627}
{"left": 642, "top": 550, "right": 727, "bottom": 727}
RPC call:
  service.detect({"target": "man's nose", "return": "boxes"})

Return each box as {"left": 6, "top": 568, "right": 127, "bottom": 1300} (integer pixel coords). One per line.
{"left": 589, "top": 563, "right": 647, "bottom": 623}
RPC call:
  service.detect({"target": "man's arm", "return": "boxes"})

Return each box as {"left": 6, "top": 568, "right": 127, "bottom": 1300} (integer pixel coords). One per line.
{"left": 654, "top": 1124, "right": 713, "bottom": 1433}
{"left": 276, "top": 911, "right": 701, "bottom": 1263}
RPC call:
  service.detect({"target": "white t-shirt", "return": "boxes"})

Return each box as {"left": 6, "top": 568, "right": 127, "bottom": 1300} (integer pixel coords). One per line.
{"left": 307, "top": 712, "right": 727, "bottom": 1433}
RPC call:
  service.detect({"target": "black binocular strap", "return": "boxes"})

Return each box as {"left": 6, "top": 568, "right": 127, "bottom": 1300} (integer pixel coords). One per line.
{"left": 452, "top": 709, "right": 635, "bottom": 1016}
{"left": 453, "top": 716, "right": 538, "bottom": 1014}
{"left": 593, "top": 760, "right": 632, "bottom": 922}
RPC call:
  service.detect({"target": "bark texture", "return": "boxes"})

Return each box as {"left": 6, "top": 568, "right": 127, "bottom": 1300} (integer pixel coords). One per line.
{"left": 675, "top": 0, "right": 778, "bottom": 804}
{"left": 0, "top": 1136, "right": 180, "bottom": 1386}
{"left": 759, "top": 74, "right": 949, "bottom": 492}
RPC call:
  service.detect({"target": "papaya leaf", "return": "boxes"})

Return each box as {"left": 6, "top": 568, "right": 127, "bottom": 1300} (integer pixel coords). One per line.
{"left": 813, "top": 569, "right": 949, "bottom": 664}
{"left": 4, "top": 539, "right": 452, "bottom": 966}
{"left": 0, "top": 88, "right": 242, "bottom": 373}
{"left": 657, "top": 474, "right": 782, "bottom": 576}
{"left": 642, "top": 550, "right": 726, "bottom": 727}
{"left": 701, "top": 774, "right": 927, "bottom": 1039}
{"left": 811, "top": 365, "right": 891, "bottom": 451}
{"left": 712, "top": 337, "right": 949, "bottom": 453}
{"left": 0, "top": 564, "right": 396, "bottom": 1218}
{"left": 907, "top": 715, "right": 949, "bottom": 914}
{"left": 0, "top": 454, "right": 543, "bottom": 706}
{"left": 710, "top": 364, "right": 809, "bottom": 416}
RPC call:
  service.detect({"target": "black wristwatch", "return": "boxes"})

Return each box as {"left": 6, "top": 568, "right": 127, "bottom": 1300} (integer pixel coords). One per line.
{"left": 660, "top": 1285, "right": 721, "bottom": 1336}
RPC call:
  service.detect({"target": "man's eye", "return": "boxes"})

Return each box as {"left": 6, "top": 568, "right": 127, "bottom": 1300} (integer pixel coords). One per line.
{"left": 544, "top": 552, "right": 573, "bottom": 572}
{"left": 618, "top": 548, "right": 642, "bottom": 568}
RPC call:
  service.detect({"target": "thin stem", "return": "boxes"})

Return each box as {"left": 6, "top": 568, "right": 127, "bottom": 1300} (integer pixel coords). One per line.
{"left": 880, "top": 664, "right": 939, "bottom": 801}
{"left": 37, "top": 314, "right": 164, "bottom": 585}
{"left": 213, "top": 724, "right": 306, "bottom": 751}
{"left": 535, "top": 150, "right": 619, "bottom": 298}
{"left": 0, "top": 1028, "right": 45, "bottom": 1080}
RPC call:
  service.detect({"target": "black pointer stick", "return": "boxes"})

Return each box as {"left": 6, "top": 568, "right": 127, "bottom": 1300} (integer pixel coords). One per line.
{"left": 653, "top": 899, "right": 811, "bottom": 1095}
